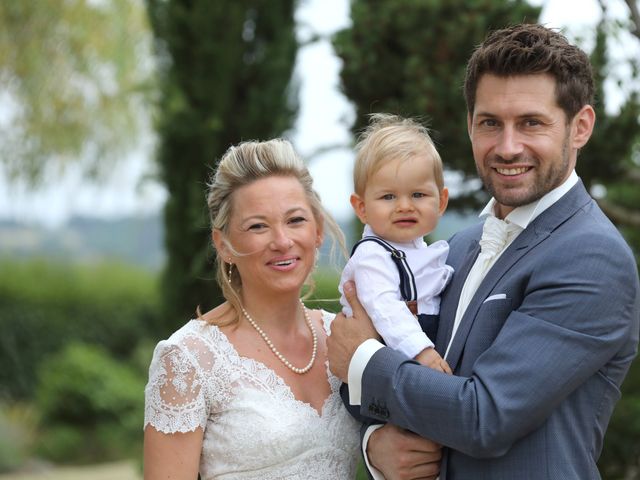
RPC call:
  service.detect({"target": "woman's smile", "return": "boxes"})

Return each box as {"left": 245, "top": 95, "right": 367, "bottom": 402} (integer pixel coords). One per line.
{"left": 268, "top": 255, "right": 300, "bottom": 270}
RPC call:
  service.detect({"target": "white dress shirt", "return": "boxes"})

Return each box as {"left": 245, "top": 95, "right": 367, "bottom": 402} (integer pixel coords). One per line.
{"left": 349, "top": 171, "right": 580, "bottom": 480}
{"left": 340, "top": 224, "right": 453, "bottom": 359}
{"left": 444, "top": 216, "right": 523, "bottom": 357}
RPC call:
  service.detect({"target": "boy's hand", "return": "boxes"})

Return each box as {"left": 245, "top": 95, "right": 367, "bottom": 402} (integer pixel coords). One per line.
{"left": 415, "top": 347, "right": 452, "bottom": 374}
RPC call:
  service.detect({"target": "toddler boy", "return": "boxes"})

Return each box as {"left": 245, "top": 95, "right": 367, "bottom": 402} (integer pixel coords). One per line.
{"left": 339, "top": 113, "right": 453, "bottom": 372}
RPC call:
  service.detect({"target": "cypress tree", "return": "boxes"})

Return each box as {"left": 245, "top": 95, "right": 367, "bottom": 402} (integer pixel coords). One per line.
{"left": 146, "top": 0, "right": 298, "bottom": 332}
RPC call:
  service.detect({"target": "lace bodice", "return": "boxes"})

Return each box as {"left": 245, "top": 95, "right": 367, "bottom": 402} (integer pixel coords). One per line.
{"left": 144, "top": 311, "right": 360, "bottom": 479}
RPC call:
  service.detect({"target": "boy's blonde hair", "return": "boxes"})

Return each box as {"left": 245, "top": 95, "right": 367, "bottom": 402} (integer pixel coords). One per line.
{"left": 353, "top": 113, "right": 444, "bottom": 196}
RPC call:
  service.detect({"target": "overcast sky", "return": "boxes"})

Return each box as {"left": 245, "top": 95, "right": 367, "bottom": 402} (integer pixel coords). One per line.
{"left": 0, "top": 0, "right": 636, "bottom": 227}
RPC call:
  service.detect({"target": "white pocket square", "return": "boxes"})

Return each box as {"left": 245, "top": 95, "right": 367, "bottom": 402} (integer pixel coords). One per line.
{"left": 483, "top": 293, "right": 507, "bottom": 303}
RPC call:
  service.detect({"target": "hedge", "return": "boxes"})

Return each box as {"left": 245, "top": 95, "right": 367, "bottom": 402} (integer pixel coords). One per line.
{"left": 0, "top": 258, "right": 161, "bottom": 400}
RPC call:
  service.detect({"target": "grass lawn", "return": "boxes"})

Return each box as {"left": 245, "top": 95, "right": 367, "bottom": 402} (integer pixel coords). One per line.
{"left": 0, "top": 461, "right": 140, "bottom": 480}
{"left": 0, "top": 460, "right": 367, "bottom": 479}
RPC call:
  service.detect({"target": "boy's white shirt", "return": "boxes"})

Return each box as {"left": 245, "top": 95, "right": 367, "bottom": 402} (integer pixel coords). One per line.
{"left": 339, "top": 224, "right": 453, "bottom": 359}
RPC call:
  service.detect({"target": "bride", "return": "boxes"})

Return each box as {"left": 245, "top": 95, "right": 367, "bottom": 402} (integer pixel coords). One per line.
{"left": 143, "top": 138, "right": 360, "bottom": 479}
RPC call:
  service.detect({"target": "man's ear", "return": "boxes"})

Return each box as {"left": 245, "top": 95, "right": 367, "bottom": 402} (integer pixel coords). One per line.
{"left": 467, "top": 112, "right": 473, "bottom": 140}
{"left": 572, "top": 105, "right": 596, "bottom": 149}
{"left": 350, "top": 193, "right": 367, "bottom": 224}
{"left": 438, "top": 187, "right": 449, "bottom": 216}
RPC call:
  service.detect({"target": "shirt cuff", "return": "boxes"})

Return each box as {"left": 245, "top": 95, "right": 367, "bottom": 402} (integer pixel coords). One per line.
{"left": 396, "top": 333, "right": 434, "bottom": 359}
{"left": 348, "top": 339, "right": 384, "bottom": 405}
{"left": 362, "top": 424, "right": 386, "bottom": 480}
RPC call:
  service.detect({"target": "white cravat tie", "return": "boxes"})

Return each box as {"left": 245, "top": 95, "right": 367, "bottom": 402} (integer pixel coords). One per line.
{"left": 445, "top": 215, "right": 522, "bottom": 358}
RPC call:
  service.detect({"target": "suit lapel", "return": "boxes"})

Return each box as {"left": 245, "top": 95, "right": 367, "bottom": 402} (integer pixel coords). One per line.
{"left": 436, "top": 240, "right": 480, "bottom": 353}
{"left": 445, "top": 227, "right": 547, "bottom": 370}
{"left": 444, "top": 181, "right": 593, "bottom": 371}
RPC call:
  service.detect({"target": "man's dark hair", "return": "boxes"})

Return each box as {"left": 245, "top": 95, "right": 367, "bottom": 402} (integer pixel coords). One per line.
{"left": 464, "top": 23, "right": 595, "bottom": 120}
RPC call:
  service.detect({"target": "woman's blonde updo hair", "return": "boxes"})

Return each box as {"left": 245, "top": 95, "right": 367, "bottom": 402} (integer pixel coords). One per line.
{"left": 205, "top": 138, "right": 345, "bottom": 325}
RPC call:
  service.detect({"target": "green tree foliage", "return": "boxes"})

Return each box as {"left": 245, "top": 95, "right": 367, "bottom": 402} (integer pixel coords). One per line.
{"left": 589, "top": 1, "right": 640, "bottom": 263}
{"left": 582, "top": 9, "right": 640, "bottom": 185}
{"left": 333, "top": 0, "right": 540, "bottom": 209}
{"left": 145, "top": 0, "right": 298, "bottom": 332}
{"left": 0, "top": 0, "right": 153, "bottom": 183}
{"left": 34, "top": 343, "right": 145, "bottom": 463}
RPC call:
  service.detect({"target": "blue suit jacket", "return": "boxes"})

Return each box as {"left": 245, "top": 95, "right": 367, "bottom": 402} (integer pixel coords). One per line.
{"left": 360, "top": 181, "right": 640, "bottom": 479}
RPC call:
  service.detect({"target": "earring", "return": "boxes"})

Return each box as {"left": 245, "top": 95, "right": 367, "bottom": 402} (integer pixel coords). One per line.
{"left": 227, "top": 259, "right": 234, "bottom": 283}
{"left": 314, "top": 248, "right": 319, "bottom": 268}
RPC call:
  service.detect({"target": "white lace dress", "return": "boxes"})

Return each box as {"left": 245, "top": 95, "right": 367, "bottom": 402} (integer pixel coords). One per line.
{"left": 144, "top": 310, "right": 360, "bottom": 479}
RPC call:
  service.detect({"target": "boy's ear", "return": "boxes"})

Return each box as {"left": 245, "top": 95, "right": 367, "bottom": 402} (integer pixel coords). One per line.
{"left": 350, "top": 193, "right": 367, "bottom": 224}
{"left": 439, "top": 187, "right": 449, "bottom": 216}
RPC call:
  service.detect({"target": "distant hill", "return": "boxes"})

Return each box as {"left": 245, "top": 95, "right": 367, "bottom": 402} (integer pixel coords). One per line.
{"left": 0, "top": 215, "right": 165, "bottom": 270}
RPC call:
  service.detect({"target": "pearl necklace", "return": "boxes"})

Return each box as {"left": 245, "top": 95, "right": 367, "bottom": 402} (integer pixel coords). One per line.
{"left": 240, "top": 300, "right": 317, "bottom": 374}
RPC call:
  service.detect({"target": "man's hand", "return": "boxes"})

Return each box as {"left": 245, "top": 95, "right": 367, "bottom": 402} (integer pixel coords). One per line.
{"left": 327, "top": 281, "right": 379, "bottom": 381}
{"left": 368, "top": 424, "right": 442, "bottom": 480}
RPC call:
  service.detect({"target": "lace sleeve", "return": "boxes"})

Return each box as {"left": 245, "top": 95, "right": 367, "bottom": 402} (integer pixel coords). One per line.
{"left": 321, "top": 309, "right": 336, "bottom": 335}
{"left": 144, "top": 339, "right": 209, "bottom": 434}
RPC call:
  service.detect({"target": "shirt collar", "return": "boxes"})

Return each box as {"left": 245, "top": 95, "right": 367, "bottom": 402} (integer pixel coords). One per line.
{"left": 362, "top": 224, "right": 425, "bottom": 248}
{"left": 479, "top": 170, "right": 579, "bottom": 229}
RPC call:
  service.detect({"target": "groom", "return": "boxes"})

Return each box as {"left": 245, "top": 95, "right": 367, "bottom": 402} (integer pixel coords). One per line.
{"left": 329, "top": 23, "right": 640, "bottom": 480}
